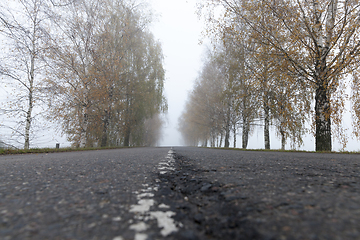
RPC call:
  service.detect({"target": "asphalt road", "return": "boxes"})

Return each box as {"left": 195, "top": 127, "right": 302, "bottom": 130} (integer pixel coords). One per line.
{"left": 0, "top": 147, "right": 359, "bottom": 240}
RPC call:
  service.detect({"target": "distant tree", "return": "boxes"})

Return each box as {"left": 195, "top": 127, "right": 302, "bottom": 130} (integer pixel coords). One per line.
{"left": 120, "top": 30, "right": 167, "bottom": 147}
{"left": 179, "top": 50, "right": 232, "bottom": 147}
{"left": 227, "top": 42, "right": 258, "bottom": 149}
{"left": 214, "top": 45, "right": 234, "bottom": 148}
{"left": 214, "top": 41, "right": 258, "bottom": 149}
{"left": 132, "top": 114, "right": 164, "bottom": 147}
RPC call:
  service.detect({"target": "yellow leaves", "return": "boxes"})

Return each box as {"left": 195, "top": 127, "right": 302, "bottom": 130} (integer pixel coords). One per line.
{"left": 200, "top": 0, "right": 360, "bottom": 150}
{"left": 351, "top": 73, "right": 360, "bottom": 140}
{"left": 39, "top": 0, "right": 166, "bottom": 147}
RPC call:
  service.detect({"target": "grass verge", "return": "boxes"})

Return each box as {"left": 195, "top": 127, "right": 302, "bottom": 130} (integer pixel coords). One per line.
{"left": 207, "top": 147, "right": 360, "bottom": 154}
{"left": 0, "top": 146, "right": 133, "bottom": 155}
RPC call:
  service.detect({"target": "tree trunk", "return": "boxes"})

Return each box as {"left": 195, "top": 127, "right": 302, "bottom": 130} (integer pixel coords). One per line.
{"left": 315, "top": 84, "right": 332, "bottom": 151}
{"left": 224, "top": 129, "right": 230, "bottom": 148}
{"left": 124, "top": 92, "right": 132, "bottom": 147}
{"left": 312, "top": 0, "right": 336, "bottom": 152}
{"left": 264, "top": 103, "right": 270, "bottom": 149}
{"left": 233, "top": 127, "right": 236, "bottom": 148}
{"left": 24, "top": 91, "right": 33, "bottom": 150}
{"left": 101, "top": 110, "right": 109, "bottom": 147}
{"left": 262, "top": 55, "right": 270, "bottom": 150}
{"left": 224, "top": 106, "right": 231, "bottom": 148}
{"left": 203, "top": 138, "right": 208, "bottom": 147}
{"left": 24, "top": 74, "right": 33, "bottom": 149}
{"left": 242, "top": 120, "right": 249, "bottom": 149}
{"left": 79, "top": 110, "right": 88, "bottom": 148}
{"left": 24, "top": 21, "right": 37, "bottom": 150}
{"left": 281, "top": 129, "right": 286, "bottom": 150}
{"left": 219, "top": 131, "right": 223, "bottom": 147}
{"left": 124, "top": 125, "right": 131, "bottom": 147}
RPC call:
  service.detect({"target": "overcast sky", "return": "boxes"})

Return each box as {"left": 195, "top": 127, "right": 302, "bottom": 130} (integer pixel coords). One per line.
{"left": 150, "top": 0, "right": 204, "bottom": 147}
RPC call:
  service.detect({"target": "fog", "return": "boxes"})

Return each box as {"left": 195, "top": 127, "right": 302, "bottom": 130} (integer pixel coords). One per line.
{"left": 1, "top": 0, "right": 359, "bottom": 151}
{"left": 150, "top": 0, "right": 204, "bottom": 147}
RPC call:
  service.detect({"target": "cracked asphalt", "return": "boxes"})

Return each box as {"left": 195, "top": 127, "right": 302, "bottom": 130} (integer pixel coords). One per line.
{"left": 0, "top": 147, "right": 359, "bottom": 240}
{"left": 163, "top": 147, "right": 360, "bottom": 240}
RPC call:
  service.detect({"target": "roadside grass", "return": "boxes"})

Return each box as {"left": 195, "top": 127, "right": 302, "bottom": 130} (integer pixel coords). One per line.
{"left": 208, "top": 147, "right": 360, "bottom": 154}
{"left": 0, "top": 146, "right": 133, "bottom": 155}
{"left": 1, "top": 146, "right": 359, "bottom": 155}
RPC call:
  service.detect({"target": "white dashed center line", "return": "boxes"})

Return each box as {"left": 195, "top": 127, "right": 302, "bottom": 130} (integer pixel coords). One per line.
{"left": 124, "top": 149, "right": 180, "bottom": 239}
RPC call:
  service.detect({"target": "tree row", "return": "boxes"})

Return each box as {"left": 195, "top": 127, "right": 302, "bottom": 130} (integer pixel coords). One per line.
{"left": 179, "top": 0, "right": 360, "bottom": 151}
{"left": 0, "top": 0, "right": 167, "bottom": 149}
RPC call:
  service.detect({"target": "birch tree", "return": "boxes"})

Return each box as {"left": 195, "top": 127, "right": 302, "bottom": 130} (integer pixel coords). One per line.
{"left": 45, "top": 0, "right": 102, "bottom": 147}
{"left": 215, "top": 40, "right": 258, "bottom": 148}
{"left": 0, "top": 0, "right": 53, "bottom": 149}
{"left": 214, "top": 45, "right": 234, "bottom": 148}
{"left": 201, "top": 0, "right": 360, "bottom": 151}
{"left": 46, "top": 0, "right": 166, "bottom": 147}
{"left": 179, "top": 55, "right": 226, "bottom": 147}
{"left": 229, "top": 44, "right": 258, "bottom": 149}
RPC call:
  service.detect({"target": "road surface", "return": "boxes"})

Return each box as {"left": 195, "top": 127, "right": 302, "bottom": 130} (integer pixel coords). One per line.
{"left": 0, "top": 147, "right": 359, "bottom": 239}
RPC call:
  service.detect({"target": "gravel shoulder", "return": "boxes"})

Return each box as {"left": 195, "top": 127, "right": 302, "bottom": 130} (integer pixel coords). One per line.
{"left": 157, "top": 147, "right": 360, "bottom": 240}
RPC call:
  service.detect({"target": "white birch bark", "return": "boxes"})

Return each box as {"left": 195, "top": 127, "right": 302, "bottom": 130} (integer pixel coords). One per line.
{"left": 313, "top": 0, "right": 338, "bottom": 151}
{"left": 24, "top": 10, "right": 38, "bottom": 149}
{"left": 79, "top": 111, "right": 88, "bottom": 148}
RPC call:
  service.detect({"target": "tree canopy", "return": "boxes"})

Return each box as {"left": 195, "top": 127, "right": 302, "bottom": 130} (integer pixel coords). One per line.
{"left": 181, "top": 0, "right": 360, "bottom": 151}
{"left": 0, "top": 0, "right": 167, "bottom": 148}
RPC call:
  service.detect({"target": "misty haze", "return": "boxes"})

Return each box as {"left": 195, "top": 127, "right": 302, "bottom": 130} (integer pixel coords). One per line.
{"left": 1, "top": 0, "right": 360, "bottom": 152}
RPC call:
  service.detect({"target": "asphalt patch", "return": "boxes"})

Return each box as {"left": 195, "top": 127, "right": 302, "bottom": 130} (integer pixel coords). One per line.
{"left": 153, "top": 151, "right": 360, "bottom": 240}
{"left": 154, "top": 155, "right": 262, "bottom": 240}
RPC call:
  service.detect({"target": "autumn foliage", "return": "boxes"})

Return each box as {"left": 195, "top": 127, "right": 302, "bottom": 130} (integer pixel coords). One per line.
{"left": 0, "top": 0, "right": 166, "bottom": 148}
{"left": 181, "top": 0, "right": 360, "bottom": 151}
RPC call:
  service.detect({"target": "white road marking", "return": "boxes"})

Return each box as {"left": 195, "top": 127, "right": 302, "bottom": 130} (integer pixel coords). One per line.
{"left": 126, "top": 149, "right": 180, "bottom": 239}
{"left": 134, "top": 233, "right": 148, "bottom": 240}
{"left": 137, "top": 192, "right": 154, "bottom": 199}
{"left": 130, "top": 222, "right": 148, "bottom": 232}
{"left": 130, "top": 199, "right": 154, "bottom": 213}
{"left": 158, "top": 149, "right": 176, "bottom": 175}
{"left": 113, "top": 236, "right": 123, "bottom": 240}
{"left": 158, "top": 203, "right": 170, "bottom": 209}
{"left": 150, "top": 211, "right": 178, "bottom": 236}
{"left": 112, "top": 216, "right": 122, "bottom": 222}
